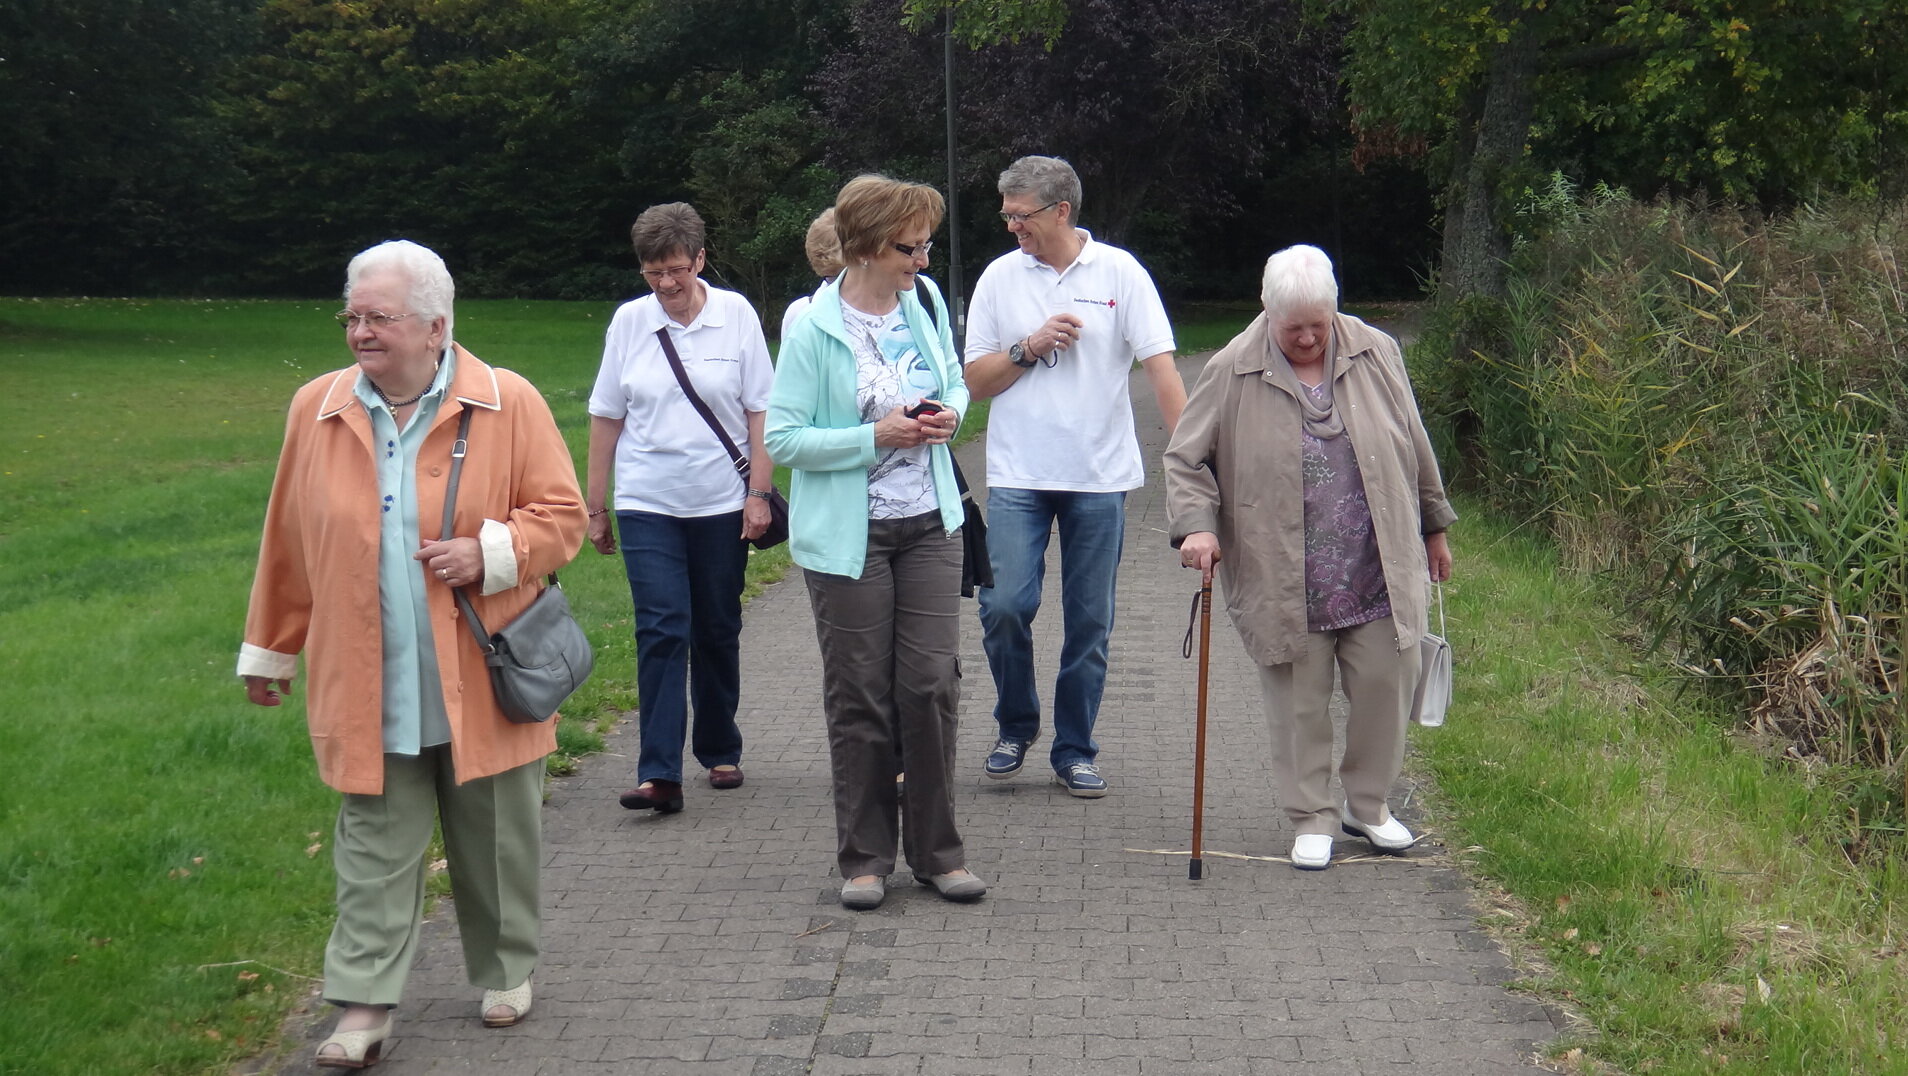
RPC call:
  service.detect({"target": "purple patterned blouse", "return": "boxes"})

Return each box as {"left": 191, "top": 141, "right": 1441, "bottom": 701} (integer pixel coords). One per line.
{"left": 1300, "top": 381, "right": 1392, "bottom": 631}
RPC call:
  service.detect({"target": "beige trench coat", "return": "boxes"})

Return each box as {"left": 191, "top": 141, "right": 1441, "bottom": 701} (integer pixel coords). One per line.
{"left": 241, "top": 346, "right": 586, "bottom": 794}
{"left": 1163, "top": 312, "right": 1455, "bottom": 665}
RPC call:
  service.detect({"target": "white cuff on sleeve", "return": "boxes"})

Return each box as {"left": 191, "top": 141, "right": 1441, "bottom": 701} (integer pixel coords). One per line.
{"left": 237, "top": 643, "right": 297, "bottom": 680}
{"left": 478, "top": 518, "right": 519, "bottom": 596}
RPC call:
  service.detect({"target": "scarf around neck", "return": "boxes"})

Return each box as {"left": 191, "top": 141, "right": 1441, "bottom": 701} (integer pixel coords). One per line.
{"left": 1270, "top": 327, "right": 1344, "bottom": 439}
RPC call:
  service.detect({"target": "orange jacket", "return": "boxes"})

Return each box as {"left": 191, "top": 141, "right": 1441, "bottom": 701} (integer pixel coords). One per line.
{"left": 240, "top": 346, "right": 586, "bottom": 793}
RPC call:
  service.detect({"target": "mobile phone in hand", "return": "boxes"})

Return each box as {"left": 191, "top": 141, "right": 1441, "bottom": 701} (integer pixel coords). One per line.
{"left": 905, "top": 400, "right": 944, "bottom": 419}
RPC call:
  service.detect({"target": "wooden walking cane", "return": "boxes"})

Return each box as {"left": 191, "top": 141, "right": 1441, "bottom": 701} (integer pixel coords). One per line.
{"left": 1185, "top": 581, "right": 1214, "bottom": 880}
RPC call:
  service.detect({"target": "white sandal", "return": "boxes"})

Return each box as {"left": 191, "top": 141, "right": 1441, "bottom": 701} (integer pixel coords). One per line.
{"left": 314, "top": 1009, "right": 392, "bottom": 1068}
{"left": 481, "top": 979, "right": 532, "bottom": 1027}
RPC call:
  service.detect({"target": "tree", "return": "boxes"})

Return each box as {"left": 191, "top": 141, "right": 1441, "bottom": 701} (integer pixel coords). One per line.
{"left": 1335, "top": 0, "right": 1908, "bottom": 312}
{"left": 568, "top": 0, "right": 853, "bottom": 310}
{"left": 218, "top": 0, "right": 628, "bottom": 297}
{"left": 820, "top": 0, "right": 1341, "bottom": 249}
{"left": 900, "top": 0, "right": 1067, "bottom": 47}
{"left": 0, "top": 0, "right": 258, "bottom": 294}
{"left": 686, "top": 75, "right": 843, "bottom": 320}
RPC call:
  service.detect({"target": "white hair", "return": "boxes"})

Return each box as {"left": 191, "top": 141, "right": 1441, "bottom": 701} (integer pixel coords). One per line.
{"left": 345, "top": 239, "right": 455, "bottom": 343}
{"left": 1260, "top": 244, "right": 1339, "bottom": 319}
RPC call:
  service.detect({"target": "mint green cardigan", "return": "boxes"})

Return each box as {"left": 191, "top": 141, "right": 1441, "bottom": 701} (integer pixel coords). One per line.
{"left": 765, "top": 275, "right": 970, "bottom": 579}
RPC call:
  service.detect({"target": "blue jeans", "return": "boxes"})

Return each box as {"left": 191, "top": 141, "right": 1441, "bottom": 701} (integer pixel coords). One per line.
{"left": 618, "top": 509, "right": 747, "bottom": 784}
{"left": 977, "top": 487, "right": 1125, "bottom": 770}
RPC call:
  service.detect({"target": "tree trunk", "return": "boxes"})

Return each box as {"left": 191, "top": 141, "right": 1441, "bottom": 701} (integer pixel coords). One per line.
{"left": 1437, "top": 12, "right": 1541, "bottom": 310}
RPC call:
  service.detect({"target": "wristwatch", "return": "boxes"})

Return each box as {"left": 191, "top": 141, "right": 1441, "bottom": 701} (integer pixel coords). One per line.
{"left": 746, "top": 488, "right": 772, "bottom": 499}
{"left": 1008, "top": 340, "right": 1037, "bottom": 368}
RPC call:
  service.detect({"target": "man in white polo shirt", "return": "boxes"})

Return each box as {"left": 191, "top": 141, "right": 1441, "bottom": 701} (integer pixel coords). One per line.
{"left": 963, "top": 155, "right": 1185, "bottom": 798}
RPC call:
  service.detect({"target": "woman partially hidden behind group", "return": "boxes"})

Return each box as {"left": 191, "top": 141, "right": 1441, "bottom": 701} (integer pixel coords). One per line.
{"left": 1165, "top": 244, "right": 1455, "bottom": 871}
{"left": 586, "top": 202, "right": 774, "bottom": 814}
{"left": 239, "top": 240, "right": 585, "bottom": 1066}
{"left": 767, "top": 174, "right": 986, "bottom": 910}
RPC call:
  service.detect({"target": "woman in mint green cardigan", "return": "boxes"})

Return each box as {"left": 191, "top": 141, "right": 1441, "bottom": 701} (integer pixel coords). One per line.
{"left": 765, "top": 174, "right": 984, "bottom": 911}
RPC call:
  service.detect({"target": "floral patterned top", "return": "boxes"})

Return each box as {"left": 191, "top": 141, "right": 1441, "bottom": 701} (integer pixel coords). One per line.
{"left": 842, "top": 301, "right": 940, "bottom": 519}
{"left": 1300, "top": 381, "right": 1392, "bottom": 631}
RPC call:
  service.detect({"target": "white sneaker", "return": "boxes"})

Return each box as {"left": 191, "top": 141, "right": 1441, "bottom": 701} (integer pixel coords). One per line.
{"left": 1341, "top": 807, "right": 1415, "bottom": 852}
{"left": 1290, "top": 833, "right": 1333, "bottom": 870}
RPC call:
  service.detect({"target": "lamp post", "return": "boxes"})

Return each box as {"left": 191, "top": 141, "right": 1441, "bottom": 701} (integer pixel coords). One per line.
{"left": 943, "top": 5, "right": 964, "bottom": 348}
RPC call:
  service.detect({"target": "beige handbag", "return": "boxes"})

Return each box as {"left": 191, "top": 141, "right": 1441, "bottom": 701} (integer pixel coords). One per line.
{"left": 1410, "top": 583, "right": 1451, "bottom": 727}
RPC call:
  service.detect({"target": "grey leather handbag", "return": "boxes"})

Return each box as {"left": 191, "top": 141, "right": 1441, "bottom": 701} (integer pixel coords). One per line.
{"left": 442, "top": 408, "right": 595, "bottom": 723}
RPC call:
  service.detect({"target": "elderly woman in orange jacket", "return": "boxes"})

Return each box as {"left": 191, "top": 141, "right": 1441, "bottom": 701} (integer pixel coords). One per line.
{"left": 239, "top": 240, "right": 585, "bottom": 1067}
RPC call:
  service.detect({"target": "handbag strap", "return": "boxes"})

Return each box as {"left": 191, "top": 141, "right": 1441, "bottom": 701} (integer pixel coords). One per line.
{"left": 439, "top": 406, "right": 556, "bottom": 653}
{"left": 1432, "top": 580, "right": 1446, "bottom": 638}
{"left": 912, "top": 280, "right": 974, "bottom": 499}
{"left": 655, "top": 326, "right": 751, "bottom": 480}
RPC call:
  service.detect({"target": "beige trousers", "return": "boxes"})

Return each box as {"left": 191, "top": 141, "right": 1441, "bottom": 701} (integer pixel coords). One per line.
{"left": 1255, "top": 616, "right": 1420, "bottom": 836}
{"left": 323, "top": 746, "right": 543, "bottom": 1006}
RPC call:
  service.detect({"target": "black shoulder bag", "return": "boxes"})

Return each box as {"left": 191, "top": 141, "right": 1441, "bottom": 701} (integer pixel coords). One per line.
{"left": 653, "top": 327, "right": 789, "bottom": 550}
{"left": 914, "top": 281, "right": 993, "bottom": 597}
{"left": 443, "top": 408, "right": 596, "bottom": 723}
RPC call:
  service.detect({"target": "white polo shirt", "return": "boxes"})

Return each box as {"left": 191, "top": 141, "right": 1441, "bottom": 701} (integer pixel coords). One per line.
{"left": 588, "top": 284, "right": 773, "bottom": 517}
{"left": 964, "top": 230, "right": 1175, "bottom": 492}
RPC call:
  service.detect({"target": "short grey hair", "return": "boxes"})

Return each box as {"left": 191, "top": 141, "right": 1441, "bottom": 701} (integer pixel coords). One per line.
{"left": 998, "top": 155, "right": 1082, "bottom": 219}
{"left": 345, "top": 239, "right": 455, "bottom": 343}
{"left": 1260, "top": 244, "right": 1339, "bottom": 319}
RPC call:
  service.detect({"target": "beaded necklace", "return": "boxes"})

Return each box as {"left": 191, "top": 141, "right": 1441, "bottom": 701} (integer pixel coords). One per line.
{"left": 367, "top": 358, "right": 440, "bottom": 410}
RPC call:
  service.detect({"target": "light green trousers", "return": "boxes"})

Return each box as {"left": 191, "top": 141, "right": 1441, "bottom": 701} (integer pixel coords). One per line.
{"left": 322, "top": 746, "right": 543, "bottom": 1007}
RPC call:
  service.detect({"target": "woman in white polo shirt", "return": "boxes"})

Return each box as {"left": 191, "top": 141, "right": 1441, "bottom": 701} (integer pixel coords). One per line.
{"left": 585, "top": 202, "right": 775, "bottom": 814}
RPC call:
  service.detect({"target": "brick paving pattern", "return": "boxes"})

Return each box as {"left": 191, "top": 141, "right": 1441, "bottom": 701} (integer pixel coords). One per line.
{"left": 274, "top": 352, "right": 1563, "bottom": 1074}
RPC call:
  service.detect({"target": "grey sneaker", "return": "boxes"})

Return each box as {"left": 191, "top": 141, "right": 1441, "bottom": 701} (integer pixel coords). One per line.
{"left": 1054, "top": 762, "right": 1109, "bottom": 798}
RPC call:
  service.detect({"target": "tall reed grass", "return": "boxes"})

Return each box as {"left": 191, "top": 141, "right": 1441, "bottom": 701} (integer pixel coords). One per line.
{"left": 1415, "top": 184, "right": 1908, "bottom": 842}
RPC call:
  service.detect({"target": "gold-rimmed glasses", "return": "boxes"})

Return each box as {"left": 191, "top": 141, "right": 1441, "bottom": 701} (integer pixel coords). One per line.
{"left": 334, "top": 310, "right": 417, "bottom": 330}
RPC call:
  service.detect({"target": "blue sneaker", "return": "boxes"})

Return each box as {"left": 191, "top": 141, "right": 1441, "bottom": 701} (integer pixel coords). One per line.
{"left": 1054, "top": 762, "right": 1109, "bottom": 798}
{"left": 984, "top": 737, "right": 1034, "bottom": 779}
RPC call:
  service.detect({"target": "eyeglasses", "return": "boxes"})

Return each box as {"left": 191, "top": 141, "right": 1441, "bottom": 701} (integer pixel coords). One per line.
{"left": 891, "top": 240, "right": 934, "bottom": 259}
{"left": 999, "top": 201, "right": 1059, "bottom": 225}
{"left": 335, "top": 310, "right": 417, "bottom": 330}
{"left": 640, "top": 264, "right": 698, "bottom": 283}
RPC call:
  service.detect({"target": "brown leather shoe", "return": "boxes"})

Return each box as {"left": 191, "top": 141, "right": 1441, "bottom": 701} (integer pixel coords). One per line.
{"left": 708, "top": 765, "right": 744, "bottom": 790}
{"left": 618, "top": 780, "right": 683, "bottom": 813}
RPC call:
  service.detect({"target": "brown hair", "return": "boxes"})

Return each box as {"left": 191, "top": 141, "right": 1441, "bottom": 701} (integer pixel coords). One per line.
{"left": 833, "top": 175, "right": 944, "bottom": 263}
{"left": 630, "top": 202, "right": 705, "bottom": 265}
{"left": 803, "top": 207, "right": 844, "bottom": 279}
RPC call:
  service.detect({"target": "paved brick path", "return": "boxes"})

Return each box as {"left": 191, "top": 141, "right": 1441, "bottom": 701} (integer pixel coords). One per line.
{"left": 275, "top": 352, "right": 1562, "bottom": 1074}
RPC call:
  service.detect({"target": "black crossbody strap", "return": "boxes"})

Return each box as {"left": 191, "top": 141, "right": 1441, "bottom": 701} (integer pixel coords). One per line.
{"left": 913, "top": 281, "right": 972, "bottom": 497}
{"left": 439, "top": 406, "right": 555, "bottom": 655}
{"left": 654, "top": 326, "right": 751, "bottom": 480}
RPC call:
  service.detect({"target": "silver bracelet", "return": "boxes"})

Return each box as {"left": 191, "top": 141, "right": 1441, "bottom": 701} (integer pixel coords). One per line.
{"left": 746, "top": 489, "right": 772, "bottom": 499}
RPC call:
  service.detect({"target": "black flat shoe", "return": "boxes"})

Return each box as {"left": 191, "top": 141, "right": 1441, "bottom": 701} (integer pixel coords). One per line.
{"left": 619, "top": 780, "right": 683, "bottom": 813}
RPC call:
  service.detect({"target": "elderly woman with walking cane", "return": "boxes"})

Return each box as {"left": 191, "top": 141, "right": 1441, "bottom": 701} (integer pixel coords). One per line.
{"left": 1163, "top": 244, "right": 1455, "bottom": 871}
